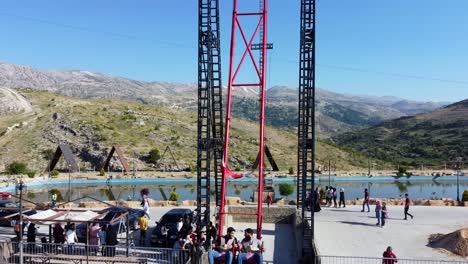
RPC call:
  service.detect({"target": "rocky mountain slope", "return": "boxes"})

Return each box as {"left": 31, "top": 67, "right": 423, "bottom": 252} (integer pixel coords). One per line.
{"left": 332, "top": 99, "right": 468, "bottom": 166}
{"left": 0, "top": 62, "right": 445, "bottom": 137}
{"left": 0, "top": 88, "right": 373, "bottom": 173}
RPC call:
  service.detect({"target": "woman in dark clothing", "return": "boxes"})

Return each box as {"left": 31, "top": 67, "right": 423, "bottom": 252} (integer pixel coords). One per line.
{"left": 339, "top": 188, "right": 346, "bottom": 208}
{"left": 314, "top": 187, "right": 321, "bottom": 212}
{"left": 27, "top": 223, "right": 37, "bottom": 251}
{"left": 332, "top": 187, "right": 338, "bottom": 207}
{"left": 105, "top": 225, "right": 118, "bottom": 257}
{"left": 53, "top": 223, "right": 65, "bottom": 244}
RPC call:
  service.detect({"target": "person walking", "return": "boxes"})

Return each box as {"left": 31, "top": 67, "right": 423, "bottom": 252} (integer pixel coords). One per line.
{"left": 404, "top": 193, "right": 414, "bottom": 220}
{"left": 338, "top": 188, "right": 345, "bottom": 208}
{"left": 325, "top": 186, "right": 330, "bottom": 206}
{"left": 361, "top": 188, "right": 370, "bottom": 212}
{"left": 89, "top": 223, "right": 101, "bottom": 255}
{"left": 332, "top": 187, "right": 338, "bottom": 208}
{"left": 375, "top": 200, "right": 382, "bottom": 226}
{"left": 266, "top": 193, "right": 272, "bottom": 208}
{"left": 139, "top": 215, "right": 148, "bottom": 246}
{"left": 51, "top": 193, "right": 57, "bottom": 208}
{"left": 53, "top": 223, "right": 65, "bottom": 244}
{"left": 65, "top": 223, "right": 78, "bottom": 255}
{"left": 27, "top": 223, "right": 37, "bottom": 252}
{"left": 382, "top": 202, "right": 388, "bottom": 227}
{"left": 382, "top": 246, "right": 398, "bottom": 263}
{"left": 314, "top": 187, "right": 321, "bottom": 212}
{"left": 141, "top": 195, "right": 151, "bottom": 220}
{"left": 326, "top": 187, "right": 334, "bottom": 207}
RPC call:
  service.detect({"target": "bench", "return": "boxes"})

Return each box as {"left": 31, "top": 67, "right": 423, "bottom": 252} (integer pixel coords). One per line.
{"left": 15, "top": 253, "right": 147, "bottom": 264}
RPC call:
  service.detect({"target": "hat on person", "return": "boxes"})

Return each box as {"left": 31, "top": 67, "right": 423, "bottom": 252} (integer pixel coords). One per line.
{"left": 200, "top": 226, "right": 207, "bottom": 232}
{"left": 227, "top": 227, "right": 236, "bottom": 233}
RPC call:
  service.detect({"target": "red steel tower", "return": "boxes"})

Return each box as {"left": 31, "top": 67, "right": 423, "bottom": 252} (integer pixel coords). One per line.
{"left": 219, "top": 0, "right": 269, "bottom": 239}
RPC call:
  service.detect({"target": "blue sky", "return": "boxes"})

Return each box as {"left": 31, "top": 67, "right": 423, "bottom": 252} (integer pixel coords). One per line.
{"left": 0, "top": 0, "right": 467, "bottom": 102}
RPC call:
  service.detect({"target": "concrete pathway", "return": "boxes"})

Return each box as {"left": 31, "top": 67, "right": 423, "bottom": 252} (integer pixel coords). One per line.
{"left": 314, "top": 205, "right": 468, "bottom": 261}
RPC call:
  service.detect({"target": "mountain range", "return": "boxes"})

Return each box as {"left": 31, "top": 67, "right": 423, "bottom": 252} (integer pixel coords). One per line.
{"left": 0, "top": 62, "right": 446, "bottom": 136}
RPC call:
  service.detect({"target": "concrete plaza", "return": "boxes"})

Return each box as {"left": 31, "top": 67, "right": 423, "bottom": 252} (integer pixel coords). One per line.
{"left": 314, "top": 205, "right": 468, "bottom": 261}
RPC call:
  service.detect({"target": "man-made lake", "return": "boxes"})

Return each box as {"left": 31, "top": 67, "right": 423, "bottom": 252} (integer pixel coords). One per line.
{"left": 8, "top": 176, "right": 467, "bottom": 203}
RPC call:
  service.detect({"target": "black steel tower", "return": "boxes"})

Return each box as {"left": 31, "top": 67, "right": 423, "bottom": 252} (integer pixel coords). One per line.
{"left": 297, "top": 0, "right": 316, "bottom": 259}
{"left": 197, "top": 0, "right": 223, "bottom": 230}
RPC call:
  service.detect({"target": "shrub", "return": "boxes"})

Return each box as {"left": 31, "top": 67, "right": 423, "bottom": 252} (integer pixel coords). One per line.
{"left": 279, "top": 183, "right": 294, "bottom": 197}
{"left": 100, "top": 168, "right": 105, "bottom": 176}
{"left": 148, "top": 148, "right": 161, "bottom": 164}
{"left": 462, "top": 190, "right": 468, "bottom": 202}
{"left": 288, "top": 167, "right": 294, "bottom": 175}
{"left": 26, "top": 171, "right": 36, "bottom": 178}
{"left": 169, "top": 191, "right": 179, "bottom": 201}
{"left": 235, "top": 166, "right": 241, "bottom": 172}
{"left": 7, "top": 162, "right": 28, "bottom": 175}
{"left": 50, "top": 170, "right": 60, "bottom": 177}
{"left": 397, "top": 166, "right": 411, "bottom": 176}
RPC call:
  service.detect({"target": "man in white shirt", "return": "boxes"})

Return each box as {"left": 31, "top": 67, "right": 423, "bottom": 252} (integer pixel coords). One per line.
{"left": 177, "top": 217, "right": 183, "bottom": 233}
{"left": 66, "top": 223, "right": 78, "bottom": 255}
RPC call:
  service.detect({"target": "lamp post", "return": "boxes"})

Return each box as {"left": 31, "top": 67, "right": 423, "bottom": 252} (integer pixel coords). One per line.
{"left": 455, "top": 157, "right": 462, "bottom": 204}
{"left": 68, "top": 163, "right": 72, "bottom": 203}
{"left": 17, "top": 180, "right": 26, "bottom": 264}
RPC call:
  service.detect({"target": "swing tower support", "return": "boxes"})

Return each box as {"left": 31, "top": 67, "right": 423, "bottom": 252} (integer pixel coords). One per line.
{"left": 218, "top": 0, "right": 269, "bottom": 240}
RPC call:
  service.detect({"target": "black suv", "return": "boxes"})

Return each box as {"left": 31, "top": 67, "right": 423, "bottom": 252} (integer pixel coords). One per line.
{"left": 150, "top": 208, "right": 193, "bottom": 248}
{"left": 0, "top": 200, "right": 37, "bottom": 226}
{"left": 76, "top": 206, "right": 145, "bottom": 242}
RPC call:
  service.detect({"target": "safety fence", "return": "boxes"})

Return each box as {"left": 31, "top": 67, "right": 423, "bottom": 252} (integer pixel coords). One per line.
{"left": 4, "top": 241, "right": 190, "bottom": 264}
{"left": 316, "top": 255, "right": 468, "bottom": 264}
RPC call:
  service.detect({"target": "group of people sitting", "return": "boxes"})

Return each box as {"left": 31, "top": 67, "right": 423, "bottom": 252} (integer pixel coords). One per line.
{"left": 207, "top": 227, "right": 264, "bottom": 264}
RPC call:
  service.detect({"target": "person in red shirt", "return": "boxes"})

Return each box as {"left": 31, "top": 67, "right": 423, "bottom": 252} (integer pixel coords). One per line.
{"left": 266, "top": 193, "right": 272, "bottom": 208}
{"left": 404, "top": 193, "right": 414, "bottom": 220}
{"left": 382, "top": 246, "right": 398, "bottom": 264}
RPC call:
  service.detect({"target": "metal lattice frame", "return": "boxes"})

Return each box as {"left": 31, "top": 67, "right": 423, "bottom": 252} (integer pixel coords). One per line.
{"left": 297, "top": 0, "right": 316, "bottom": 258}
{"left": 197, "top": 0, "right": 223, "bottom": 232}
{"left": 219, "top": 0, "right": 269, "bottom": 240}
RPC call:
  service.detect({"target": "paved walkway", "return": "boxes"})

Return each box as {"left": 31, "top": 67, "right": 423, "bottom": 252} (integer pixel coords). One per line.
{"left": 314, "top": 205, "right": 468, "bottom": 261}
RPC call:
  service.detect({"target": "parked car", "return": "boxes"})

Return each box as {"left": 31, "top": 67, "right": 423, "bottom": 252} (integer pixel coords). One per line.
{"left": 0, "top": 200, "right": 37, "bottom": 226}
{"left": 151, "top": 208, "right": 193, "bottom": 248}
{"left": 76, "top": 206, "right": 145, "bottom": 242}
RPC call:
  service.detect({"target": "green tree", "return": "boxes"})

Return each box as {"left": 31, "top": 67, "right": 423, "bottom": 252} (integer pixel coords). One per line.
{"left": 148, "top": 148, "right": 161, "bottom": 164}
{"left": 279, "top": 183, "right": 294, "bottom": 197}
{"left": 7, "top": 162, "right": 28, "bottom": 175}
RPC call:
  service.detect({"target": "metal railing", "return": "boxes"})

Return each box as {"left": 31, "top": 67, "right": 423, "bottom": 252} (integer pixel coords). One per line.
{"left": 7, "top": 241, "right": 190, "bottom": 264}
{"left": 317, "top": 255, "right": 468, "bottom": 264}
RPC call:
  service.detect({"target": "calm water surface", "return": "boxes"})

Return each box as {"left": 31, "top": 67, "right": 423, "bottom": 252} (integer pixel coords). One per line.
{"left": 17, "top": 178, "right": 468, "bottom": 203}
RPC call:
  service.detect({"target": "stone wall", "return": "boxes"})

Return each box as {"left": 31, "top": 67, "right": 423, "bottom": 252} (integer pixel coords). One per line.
{"left": 226, "top": 205, "right": 297, "bottom": 224}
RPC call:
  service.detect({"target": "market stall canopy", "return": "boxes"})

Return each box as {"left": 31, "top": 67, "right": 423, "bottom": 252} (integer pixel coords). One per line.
{"left": 25, "top": 209, "right": 106, "bottom": 225}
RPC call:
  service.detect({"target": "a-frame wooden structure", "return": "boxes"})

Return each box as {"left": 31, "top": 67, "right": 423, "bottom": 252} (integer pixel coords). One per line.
{"left": 101, "top": 145, "right": 130, "bottom": 173}
{"left": 252, "top": 145, "right": 279, "bottom": 171}
{"left": 48, "top": 144, "right": 79, "bottom": 173}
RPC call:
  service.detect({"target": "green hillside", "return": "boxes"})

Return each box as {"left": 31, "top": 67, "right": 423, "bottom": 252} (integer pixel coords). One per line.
{"left": 332, "top": 99, "right": 468, "bottom": 167}
{"left": 0, "top": 88, "right": 373, "bottom": 173}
